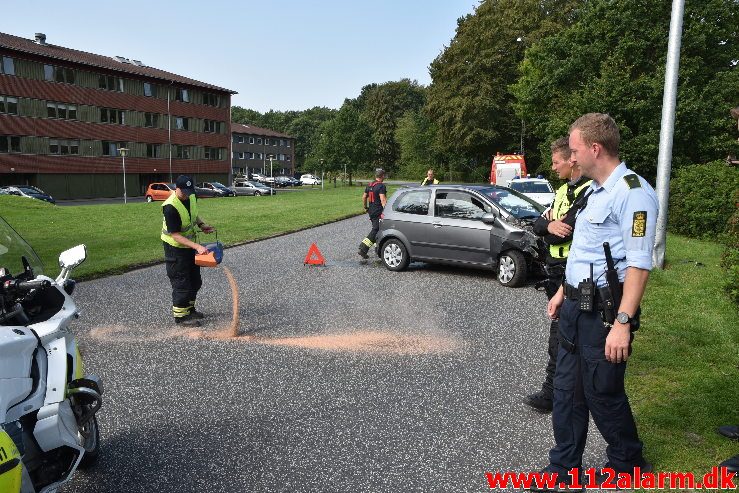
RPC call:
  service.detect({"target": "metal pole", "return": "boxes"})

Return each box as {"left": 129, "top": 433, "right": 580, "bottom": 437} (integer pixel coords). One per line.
{"left": 653, "top": 0, "right": 685, "bottom": 269}
{"left": 167, "top": 87, "right": 172, "bottom": 182}
{"left": 122, "top": 153, "right": 127, "bottom": 204}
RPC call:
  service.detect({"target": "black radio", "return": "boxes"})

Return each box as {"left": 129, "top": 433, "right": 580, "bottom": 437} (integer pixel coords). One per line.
{"left": 578, "top": 263, "right": 595, "bottom": 312}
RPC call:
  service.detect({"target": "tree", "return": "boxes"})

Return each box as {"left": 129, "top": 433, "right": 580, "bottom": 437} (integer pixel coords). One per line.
{"left": 395, "top": 110, "right": 443, "bottom": 179}
{"left": 309, "top": 104, "right": 375, "bottom": 179}
{"left": 426, "top": 0, "right": 580, "bottom": 172}
{"left": 351, "top": 79, "right": 426, "bottom": 172}
{"left": 511, "top": 0, "right": 739, "bottom": 181}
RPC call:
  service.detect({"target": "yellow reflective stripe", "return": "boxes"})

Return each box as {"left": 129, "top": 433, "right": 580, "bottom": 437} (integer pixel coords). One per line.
{"left": 74, "top": 345, "right": 84, "bottom": 380}
{"left": 362, "top": 238, "right": 374, "bottom": 247}
{"left": 173, "top": 306, "right": 191, "bottom": 317}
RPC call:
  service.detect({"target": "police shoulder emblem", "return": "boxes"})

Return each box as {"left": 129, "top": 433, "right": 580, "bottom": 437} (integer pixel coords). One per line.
{"left": 632, "top": 211, "right": 647, "bottom": 237}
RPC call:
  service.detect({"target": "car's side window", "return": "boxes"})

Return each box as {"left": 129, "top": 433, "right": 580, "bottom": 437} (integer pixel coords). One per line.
{"left": 435, "top": 191, "right": 489, "bottom": 220}
{"left": 393, "top": 190, "right": 431, "bottom": 215}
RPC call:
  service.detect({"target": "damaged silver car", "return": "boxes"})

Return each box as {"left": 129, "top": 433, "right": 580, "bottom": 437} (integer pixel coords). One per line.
{"left": 375, "top": 184, "right": 546, "bottom": 287}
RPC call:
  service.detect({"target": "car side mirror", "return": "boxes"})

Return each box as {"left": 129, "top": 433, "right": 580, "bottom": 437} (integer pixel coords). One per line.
{"left": 481, "top": 211, "right": 499, "bottom": 224}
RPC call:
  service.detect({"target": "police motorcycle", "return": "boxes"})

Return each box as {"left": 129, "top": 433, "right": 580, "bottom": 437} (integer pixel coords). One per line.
{"left": 0, "top": 216, "right": 102, "bottom": 493}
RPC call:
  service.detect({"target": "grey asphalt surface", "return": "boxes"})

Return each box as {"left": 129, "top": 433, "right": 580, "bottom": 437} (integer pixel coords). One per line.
{"left": 66, "top": 215, "right": 608, "bottom": 493}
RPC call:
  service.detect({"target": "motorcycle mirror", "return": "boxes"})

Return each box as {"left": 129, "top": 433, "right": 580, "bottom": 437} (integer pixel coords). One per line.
{"left": 59, "top": 244, "right": 87, "bottom": 270}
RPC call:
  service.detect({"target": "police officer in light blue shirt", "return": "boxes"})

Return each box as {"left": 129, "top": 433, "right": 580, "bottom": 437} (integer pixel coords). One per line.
{"left": 533, "top": 113, "right": 658, "bottom": 490}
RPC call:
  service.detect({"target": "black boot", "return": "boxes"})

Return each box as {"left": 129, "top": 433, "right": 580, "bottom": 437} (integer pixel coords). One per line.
{"left": 174, "top": 313, "right": 201, "bottom": 327}
{"left": 720, "top": 455, "right": 739, "bottom": 474}
{"left": 524, "top": 389, "right": 553, "bottom": 412}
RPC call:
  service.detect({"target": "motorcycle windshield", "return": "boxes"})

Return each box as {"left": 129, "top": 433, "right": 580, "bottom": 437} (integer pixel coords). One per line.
{"left": 0, "top": 216, "right": 44, "bottom": 277}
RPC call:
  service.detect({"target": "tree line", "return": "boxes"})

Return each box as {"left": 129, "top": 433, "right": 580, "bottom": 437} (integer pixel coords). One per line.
{"left": 233, "top": 0, "right": 738, "bottom": 183}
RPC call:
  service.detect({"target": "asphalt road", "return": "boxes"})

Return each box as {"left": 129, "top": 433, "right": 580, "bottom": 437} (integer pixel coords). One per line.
{"left": 66, "top": 215, "right": 608, "bottom": 492}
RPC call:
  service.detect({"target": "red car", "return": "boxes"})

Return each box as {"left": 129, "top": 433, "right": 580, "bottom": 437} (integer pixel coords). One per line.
{"left": 145, "top": 182, "right": 217, "bottom": 202}
{"left": 145, "top": 183, "right": 174, "bottom": 202}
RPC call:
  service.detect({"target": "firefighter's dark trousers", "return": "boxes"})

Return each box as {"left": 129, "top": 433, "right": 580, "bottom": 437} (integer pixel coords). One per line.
{"left": 359, "top": 215, "right": 381, "bottom": 255}
{"left": 164, "top": 242, "right": 202, "bottom": 319}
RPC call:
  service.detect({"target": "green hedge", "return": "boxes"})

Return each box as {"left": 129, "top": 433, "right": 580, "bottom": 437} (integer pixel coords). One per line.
{"left": 668, "top": 160, "right": 738, "bottom": 239}
{"left": 669, "top": 160, "right": 739, "bottom": 303}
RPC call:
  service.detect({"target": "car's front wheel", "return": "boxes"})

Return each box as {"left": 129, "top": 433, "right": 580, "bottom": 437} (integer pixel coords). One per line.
{"left": 255, "top": 191, "right": 262, "bottom": 196}
{"left": 381, "top": 239, "right": 410, "bottom": 271}
{"left": 497, "top": 250, "right": 527, "bottom": 287}
{"left": 146, "top": 195, "right": 153, "bottom": 203}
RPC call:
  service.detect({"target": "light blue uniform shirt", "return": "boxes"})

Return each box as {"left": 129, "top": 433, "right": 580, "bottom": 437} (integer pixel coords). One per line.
{"left": 565, "top": 162, "right": 658, "bottom": 287}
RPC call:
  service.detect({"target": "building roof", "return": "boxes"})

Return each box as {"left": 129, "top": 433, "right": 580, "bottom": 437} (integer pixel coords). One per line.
{"left": 0, "top": 31, "right": 236, "bottom": 94}
{"left": 231, "top": 123, "right": 292, "bottom": 139}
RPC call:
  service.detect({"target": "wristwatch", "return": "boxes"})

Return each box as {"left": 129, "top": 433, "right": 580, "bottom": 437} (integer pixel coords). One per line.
{"left": 616, "top": 312, "right": 631, "bottom": 324}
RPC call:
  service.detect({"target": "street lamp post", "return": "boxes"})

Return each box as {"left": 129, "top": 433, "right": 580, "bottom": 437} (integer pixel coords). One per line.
{"left": 319, "top": 159, "right": 324, "bottom": 191}
{"left": 118, "top": 147, "right": 129, "bottom": 204}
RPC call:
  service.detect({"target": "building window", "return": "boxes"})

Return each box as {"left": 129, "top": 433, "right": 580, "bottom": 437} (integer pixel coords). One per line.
{"left": 98, "top": 75, "right": 123, "bottom": 91}
{"left": 204, "top": 119, "right": 222, "bottom": 133}
{"left": 257, "top": 138, "right": 262, "bottom": 145}
{"left": 144, "top": 112, "right": 160, "bottom": 128}
{"left": 102, "top": 141, "right": 127, "bottom": 156}
{"left": 286, "top": 140, "right": 290, "bottom": 147}
{"left": 203, "top": 93, "right": 219, "bottom": 106}
{"left": 238, "top": 152, "right": 245, "bottom": 159}
{"left": 100, "top": 108, "right": 125, "bottom": 125}
{"left": 279, "top": 139, "right": 284, "bottom": 147}
{"left": 279, "top": 154, "right": 285, "bottom": 161}
{"left": 146, "top": 144, "right": 162, "bottom": 158}
{"left": 176, "top": 88, "right": 189, "bottom": 102}
{"left": 46, "top": 102, "right": 77, "bottom": 120}
{"left": 143, "top": 82, "right": 157, "bottom": 97}
{"left": 257, "top": 152, "right": 263, "bottom": 160}
{"left": 0, "top": 96, "right": 18, "bottom": 115}
{"left": 173, "top": 145, "right": 190, "bottom": 159}
{"left": 272, "top": 139, "right": 277, "bottom": 146}
{"left": 286, "top": 155, "right": 291, "bottom": 161}
{"left": 0, "top": 135, "right": 21, "bottom": 153}
{"left": 1, "top": 57, "right": 15, "bottom": 76}
{"left": 44, "top": 64, "right": 75, "bottom": 84}
{"left": 249, "top": 137, "right": 254, "bottom": 144}
{"left": 175, "top": 117, "right": 189, "bottom": 130}
{"left": 49, "top": 139, "right": 79, "bottom": 155}
{"left": 237, "top": 136, "right": 244, "bottom": 143}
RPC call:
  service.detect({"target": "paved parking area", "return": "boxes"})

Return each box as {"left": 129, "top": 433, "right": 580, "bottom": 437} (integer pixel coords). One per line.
{"left": 66, "top": 215, "right": 608, "bottom": 492}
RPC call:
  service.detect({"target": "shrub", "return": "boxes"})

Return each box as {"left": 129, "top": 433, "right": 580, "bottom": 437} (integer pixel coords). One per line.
{"left": 669, "top": 160, "right": 739, "bottom": 239}
{"left": 721, "top": 207, "right": 739, "bottom": 304}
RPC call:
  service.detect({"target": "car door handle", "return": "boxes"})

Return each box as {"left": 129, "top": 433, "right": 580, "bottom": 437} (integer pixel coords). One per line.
{"left": 432, "top": 222, "right": 443, "bottom": 228}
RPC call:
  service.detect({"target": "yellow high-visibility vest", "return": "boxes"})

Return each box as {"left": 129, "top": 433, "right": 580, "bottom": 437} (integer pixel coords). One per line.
{"left": 550, "top": 179, "right": 591, "bottom": 259}
{"left": 161, "top": 193, "right": 198, "bottom": 248}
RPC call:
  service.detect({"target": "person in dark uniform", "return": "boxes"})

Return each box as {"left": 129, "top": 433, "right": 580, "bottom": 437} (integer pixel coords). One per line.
{"left": 421, "top": 169, "right": 439, "bottom": 186}
{"left": 161, "top": 175, "right": 215, "bottom": 327}
{"left": 532, "top": 113, "right": 658, "bottom": 490}
{"left": 358, "top": 168, "right": 387, "bottom": 259}
{"left": 524, "top": 137, "right": 591, "bottom": 412}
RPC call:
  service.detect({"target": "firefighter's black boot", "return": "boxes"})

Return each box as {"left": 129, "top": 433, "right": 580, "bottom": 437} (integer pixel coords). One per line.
{"left": 358, "top": 238, "right": 372, "bottom": 259}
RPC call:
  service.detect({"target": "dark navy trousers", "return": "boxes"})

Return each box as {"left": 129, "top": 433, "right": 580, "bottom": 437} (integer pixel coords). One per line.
{"left": 548, "top": 298, "right": 644, "bottom": 474}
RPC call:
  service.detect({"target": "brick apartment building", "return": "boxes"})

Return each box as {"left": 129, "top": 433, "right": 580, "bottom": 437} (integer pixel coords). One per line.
{"left": 231, "top": 123, "right": 295, "bottom": 179}
{"left": 0, "top": 31, "right": 236, "bottom": 199}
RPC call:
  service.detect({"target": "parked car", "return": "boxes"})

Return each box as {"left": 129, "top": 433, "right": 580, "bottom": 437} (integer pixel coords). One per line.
{"left": 300, "top": 174, "right": 321, "bottom": 185}
{"left": 0, "top": 185, "right": 55, "bottom": 204}
{"left": 507, "top": 178, "right": 555, "bottom": 208}
{"left": 274, "top": 176, "right": 294, "bottom": 187}
{"left": 230, "top": 180, "right": 276, "bottom": 196}
{"left": 375, "top": 184, "right": 546, "bottom": 287}
{"left": 197, "top": 182, "right": 236, "bottom": 197}
{"left": 287, "top": 177, "right": 302, "bottom": 186}
{"left": 194, "top": 186, "right": 217, "bottom": 199}
{"left": 145, "top": 182, "right": 175, "bottom": 202}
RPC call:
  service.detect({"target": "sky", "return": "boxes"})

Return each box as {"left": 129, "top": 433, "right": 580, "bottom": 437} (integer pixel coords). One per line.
{"left": 3, "top": 0, "right": 478, "bottom": 112}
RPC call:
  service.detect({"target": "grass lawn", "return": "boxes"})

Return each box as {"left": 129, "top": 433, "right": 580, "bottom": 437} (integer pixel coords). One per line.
{"left": 631, "top": 235, "right": 738, "bottom": 477}
{"left": 0, "top": 191, "right": 736, "bottom": 476}
{"left": 0, "top": 185, "right": 378, "bottom": 279}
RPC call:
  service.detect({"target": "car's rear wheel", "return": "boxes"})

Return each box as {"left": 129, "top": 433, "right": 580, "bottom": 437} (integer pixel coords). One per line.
{"left": 255, "top": 191, "right": 262, "bottom": 196}
{"left": 146, "top": 195, "right": 153, "bottom": 203}
{"left": 498, "top": 250, "right": 527, "bottom": 287}
{"left": 381, "top": 239, "right": 409, "bottom": 271}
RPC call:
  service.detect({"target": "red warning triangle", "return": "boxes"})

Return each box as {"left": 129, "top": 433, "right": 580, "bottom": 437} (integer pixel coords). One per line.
{"left": 303, "top": 243, "right": 326, "bottom": 266}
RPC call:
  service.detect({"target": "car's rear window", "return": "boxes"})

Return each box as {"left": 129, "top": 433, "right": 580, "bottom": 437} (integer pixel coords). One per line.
{"left": 393, "top": 190, "right": 430, "bottom": 215}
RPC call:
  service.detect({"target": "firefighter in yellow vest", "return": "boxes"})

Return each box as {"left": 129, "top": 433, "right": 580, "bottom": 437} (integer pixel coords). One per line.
{"left": 0, "top": 429, "right": 22, "bottom": 493}
{"left": 161, "top": 175, "right": 215, "bottom": 327}
{"left": 421, "top": 168, "right": 439, "bottom": 186}
{"left": 524, "top": 137, "right": 591, "bottom": 412}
